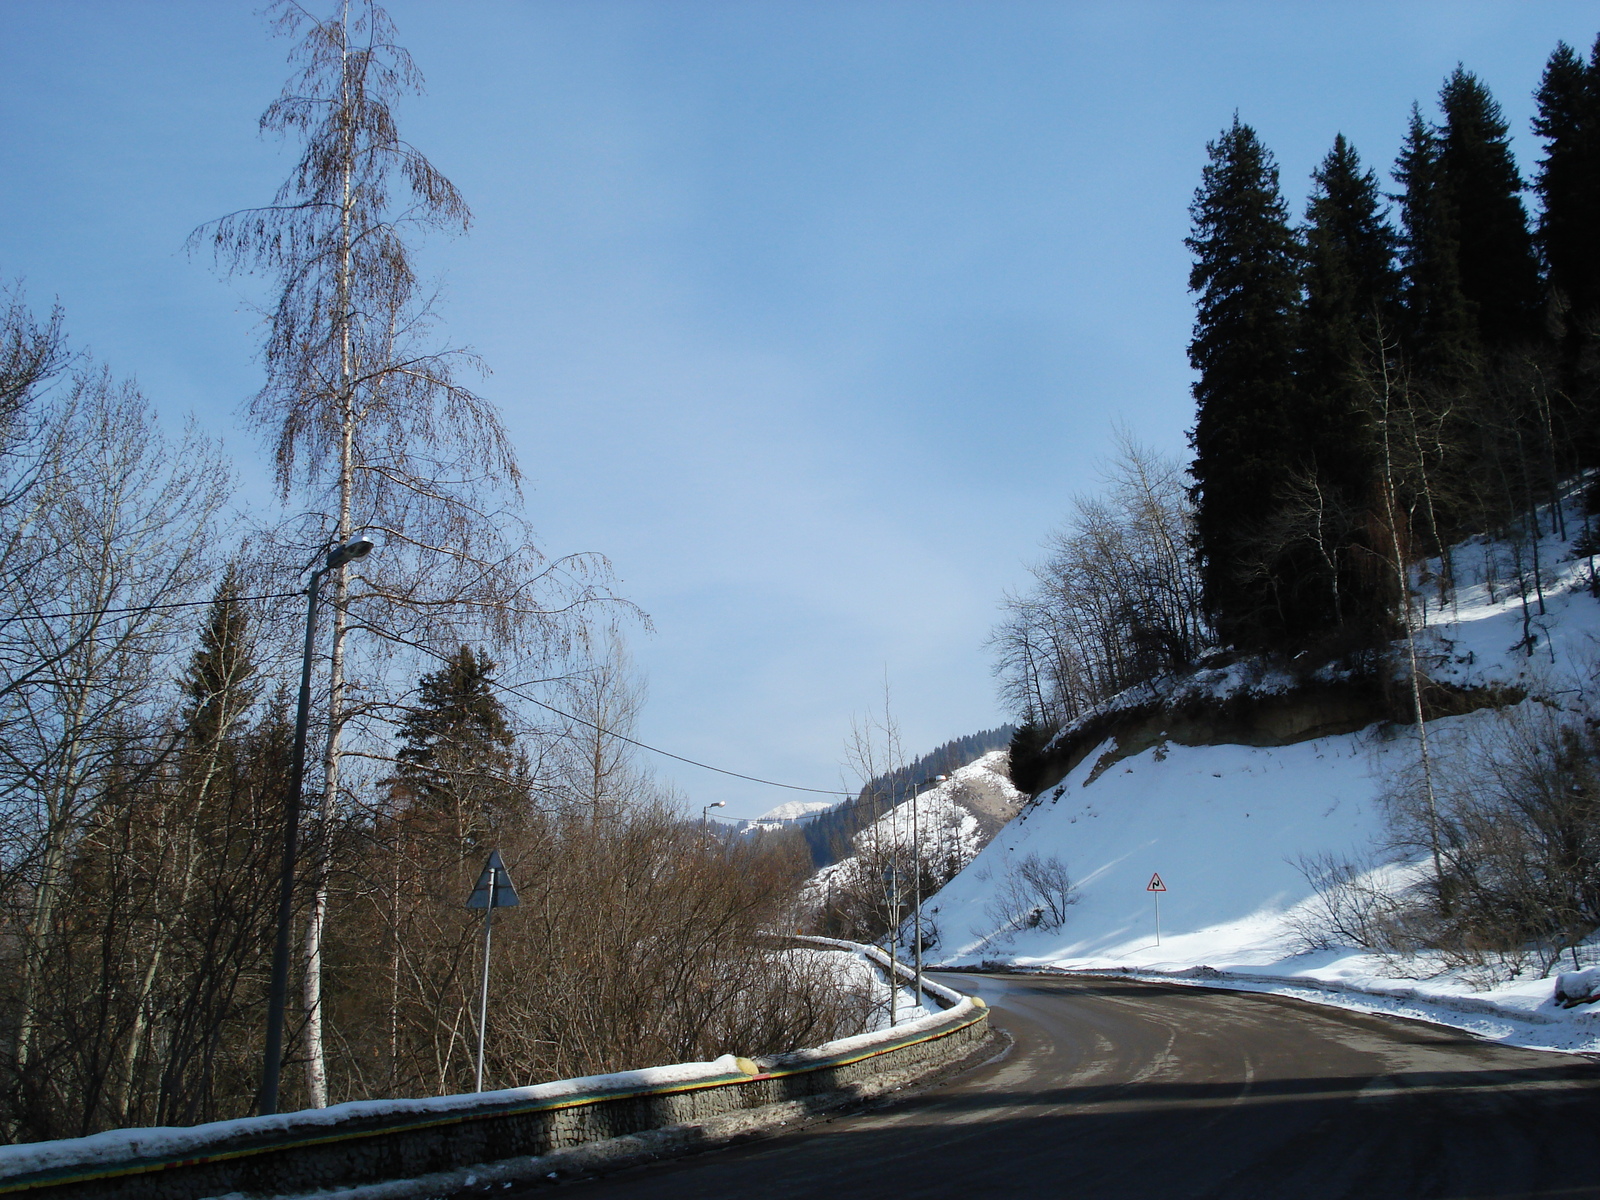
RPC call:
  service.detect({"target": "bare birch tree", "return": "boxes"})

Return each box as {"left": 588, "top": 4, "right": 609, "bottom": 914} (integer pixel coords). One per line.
{"left": 1356, "top": 334, "right": 1448, "bottom": 892}
{"left": 193, "top": 0, "right": 618, "bottom": 1105}
{"left": 548, "top": 634, "right": 651, "bottom": 822}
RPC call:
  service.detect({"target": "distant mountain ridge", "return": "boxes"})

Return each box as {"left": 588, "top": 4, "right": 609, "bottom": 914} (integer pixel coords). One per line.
{"left": 756, "top": 799, "right": 838, "bottom": 823}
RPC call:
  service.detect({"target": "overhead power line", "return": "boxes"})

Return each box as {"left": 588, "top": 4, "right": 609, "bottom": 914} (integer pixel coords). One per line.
{"left": 1, "top": 587, "right": 852, "bottom": 798}
{"left": 395, "top": 634, "right": 852, "bottom": 798}
{"left": 0, "top": 591, "right": 304, "bottom": 627}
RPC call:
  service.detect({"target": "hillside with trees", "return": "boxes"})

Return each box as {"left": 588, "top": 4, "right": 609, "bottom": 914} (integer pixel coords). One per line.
{"left": 799, "top": 726, "right": 1015, "bottom": 869}
{"left": 980, "top": 36, "right": 1600, "bottom": 1014}
{"left": 998, "top": 38, "right": 1600, "bottom": 777}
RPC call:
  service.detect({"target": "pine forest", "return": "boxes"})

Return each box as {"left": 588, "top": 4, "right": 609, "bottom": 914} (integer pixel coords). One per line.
{"left": 998, "top": 38, "right": 1600, "bottom": 765}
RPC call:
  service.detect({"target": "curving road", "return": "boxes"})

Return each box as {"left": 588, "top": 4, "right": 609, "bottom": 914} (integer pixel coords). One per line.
{"left": 552, "top": 972, "right": 1600, "bottom": 1200}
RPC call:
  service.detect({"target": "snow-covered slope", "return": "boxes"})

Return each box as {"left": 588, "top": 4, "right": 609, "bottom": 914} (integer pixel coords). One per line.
{"left": 928, "top": 734, "right": 1385, "bottom": 965}
{"left": 928, "top": 504, "right": 1600, "bottom": 1052}
{"left": 757, "top": 800, "right": 837, "bottom": 823}
{"left": 803, "top": 751, "right": 1023, "bottom": 910}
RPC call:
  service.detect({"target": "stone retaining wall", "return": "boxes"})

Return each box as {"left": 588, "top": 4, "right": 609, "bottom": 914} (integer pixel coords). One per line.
{"left": 1, "top": 942, "right": 987, "bottom": 1200}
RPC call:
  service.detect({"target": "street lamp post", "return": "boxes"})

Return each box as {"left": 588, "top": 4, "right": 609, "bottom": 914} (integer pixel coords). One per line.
{"left": 258, "top": 538, "right": 373, "bottom": 1117}
{"left": 701, "top": 800, "right": 726, "bottom": 842}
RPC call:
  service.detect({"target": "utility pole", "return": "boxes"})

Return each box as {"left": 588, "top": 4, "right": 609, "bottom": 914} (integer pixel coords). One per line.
{"left": 886, "top": 862, "right": 898, "bottom": 1028}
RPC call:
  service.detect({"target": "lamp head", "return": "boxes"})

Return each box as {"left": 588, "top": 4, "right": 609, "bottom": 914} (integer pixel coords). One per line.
{"left": 710, "top": 801, "right": 727, "bottom": 809}
{"left": 326, "top": 538, "right": 375, "bottom": 570}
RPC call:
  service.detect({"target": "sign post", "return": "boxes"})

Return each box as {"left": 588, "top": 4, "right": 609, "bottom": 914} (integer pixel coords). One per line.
{"left": 1147, "top": 872, "right": 1166, "bottom": 946}
{"left": 466, "top": 850, "right": 520, "bottom": 1092}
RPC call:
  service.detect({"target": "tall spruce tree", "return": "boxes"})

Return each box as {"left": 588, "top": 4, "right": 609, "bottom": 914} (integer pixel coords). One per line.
{"left": 1534, "top": 35, "right": 1600, "bottom": 461}
{"left": 182, "top": 568, "right": 258, "bottom": 755}
{"left": 1186, "top": 117, "right": 1304, "bottom": 648}
{"left": 1437, "top": 67, "right": 1544, "bottom": 349}
{"left": 1303, "top": 136, "right": 1402, "bottom": 378}
{"left": 1534, "top": 39, "right": 1600, "bottom": 324}
{"left": 1297, "top": 134, "right": 1402, "bottom": 636}
{"left": 1395, "top": 104, "right": 1475, "bottom": 371}
{"left": 395, "top": 646, "right": 522, "bottom": 841}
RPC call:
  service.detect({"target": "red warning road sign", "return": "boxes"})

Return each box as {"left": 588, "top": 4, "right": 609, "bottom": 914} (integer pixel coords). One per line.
{"left": 1147, "top": 872, "right": 1166, "bottom": 892}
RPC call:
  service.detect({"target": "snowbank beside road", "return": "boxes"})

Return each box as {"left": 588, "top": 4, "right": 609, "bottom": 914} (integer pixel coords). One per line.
{"left": 1019, "top": 951, "right": 1600, "bottom": 1055}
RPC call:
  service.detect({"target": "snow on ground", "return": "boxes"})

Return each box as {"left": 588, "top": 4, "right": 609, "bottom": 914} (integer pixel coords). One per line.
{"left": 928, "top": 499, "right": 1600, "bottom": 1054}
{"left": 803, "top": 945, "right": 932, "bottom": 1029}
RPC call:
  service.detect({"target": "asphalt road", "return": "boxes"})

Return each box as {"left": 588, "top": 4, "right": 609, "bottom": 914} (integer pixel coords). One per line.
{"left": 552, "top": 972, "right": 1600, "bottom": 1200}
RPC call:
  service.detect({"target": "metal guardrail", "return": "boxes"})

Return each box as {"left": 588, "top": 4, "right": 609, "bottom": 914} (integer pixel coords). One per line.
{"left": 1, "top": 939, "right": 988, "bottom": 1200}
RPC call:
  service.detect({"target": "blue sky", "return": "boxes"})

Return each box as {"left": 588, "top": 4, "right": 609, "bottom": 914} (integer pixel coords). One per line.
{"left": 1, "top": 2, "right": 1595, "bottom": 814}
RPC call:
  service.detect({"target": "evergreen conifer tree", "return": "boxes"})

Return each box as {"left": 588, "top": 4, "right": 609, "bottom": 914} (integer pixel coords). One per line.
{"left": 182, "top": 568, "right": 258, "bottom": 755}
{"left": 1534, "top": 36, "right": 1600, "bottom": 460}
{"left": 1395, "top": 105, "right": 1474, "bottom": 370}
{"left": 1303, "top": 136, "right": 1402, "bottom": 375}
{"left": 1296, "top": 134, "right": 1401, "bottom": 636}
{"left": 1437, "top": 67, "right": 1543, "bottom": 349}
{"left": 1186, "top": 117, "right": 1304, "bottom": 648}
{"left": 1533, "top": 39, "right": 1600, "bottom": 321}
{"left": 395, "top": 646, "right": 522, "bottom": 842}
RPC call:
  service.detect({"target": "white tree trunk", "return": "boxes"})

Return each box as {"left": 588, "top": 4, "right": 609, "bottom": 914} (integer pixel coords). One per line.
{"left": 302, "top": 35, "right": 359, "bottom": 1104}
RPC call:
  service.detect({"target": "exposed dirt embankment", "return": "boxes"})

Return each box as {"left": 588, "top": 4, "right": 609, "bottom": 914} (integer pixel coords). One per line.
{"left": 1022, "top": 674, "right": 1524, "bottom": 799}
{"left": 951, "top": 759, "right": 1025, "bottom": 841}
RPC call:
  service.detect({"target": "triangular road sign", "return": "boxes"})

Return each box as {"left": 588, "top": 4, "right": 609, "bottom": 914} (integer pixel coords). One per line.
{"left": 1147, "top": 872, "right": 1166, "bottom": 893}
{"left": 466, "top": 849, "right": 521, "bottom": 909}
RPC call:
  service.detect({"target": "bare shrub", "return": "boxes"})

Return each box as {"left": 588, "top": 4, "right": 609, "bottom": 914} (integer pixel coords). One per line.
{"left": 1286, "top": 852, "right": 1414, "bottom": 954}
{"left": 991, "top": 436, "right": 1211, "bottom": 729}
{"left": 986, "top": 853, "right": 1079, "bottom": 933}
{"left": 475, "top": 805, "right": 871, "bottom": 1082}
{"left": 1385, "top": 703, "right": 1600, "bottom": 976}
{"left": 321, "top": 796, "right": 875, "bottom": 1101}
{"left": 707, "top": 948, "right": 875, "bottom": 1059}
